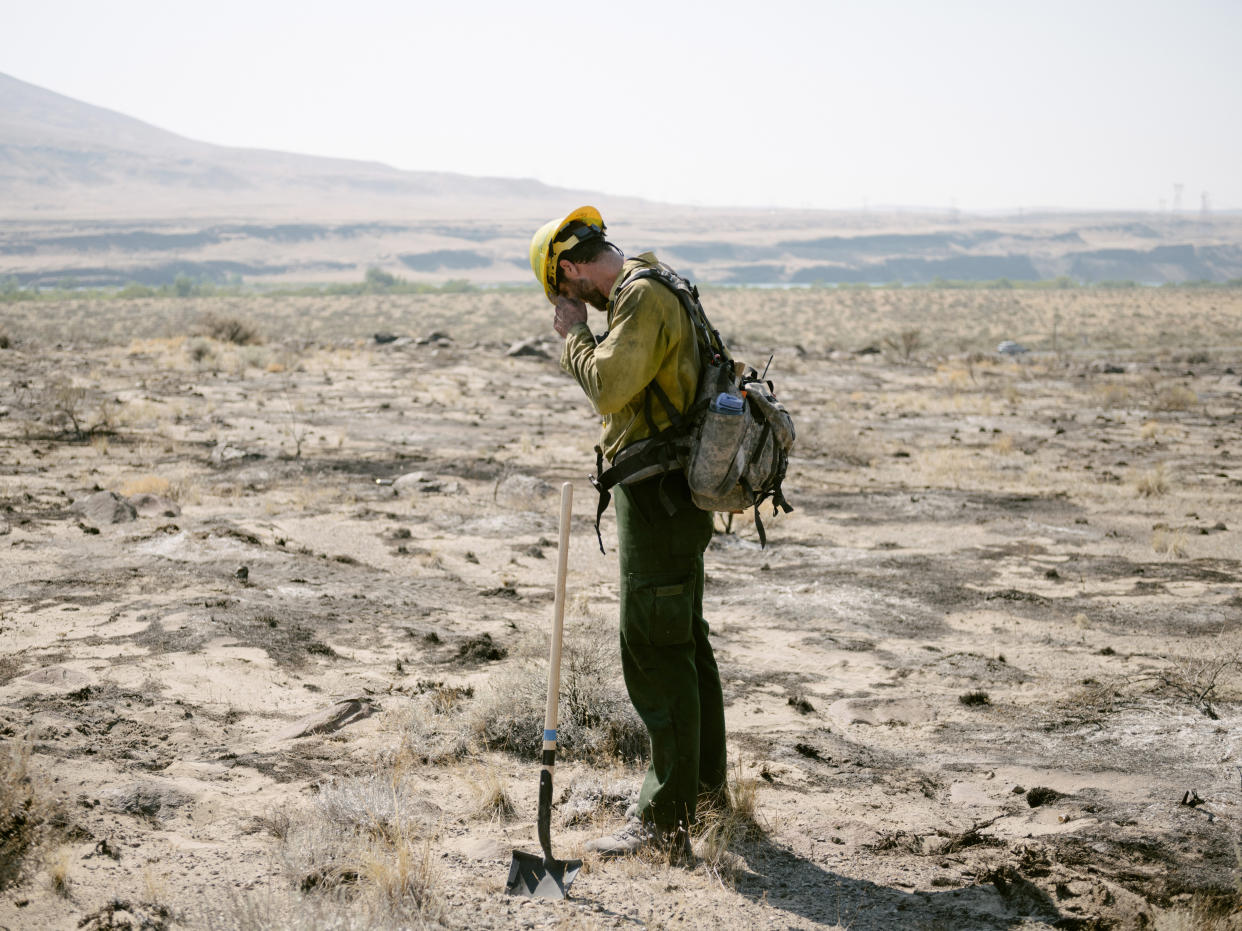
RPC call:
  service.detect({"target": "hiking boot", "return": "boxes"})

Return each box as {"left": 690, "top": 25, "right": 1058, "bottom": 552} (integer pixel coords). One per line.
{"left": 584, "top": 821, "right": 651, "bottom": 858}
{"left": 584, "top": 821, "right": 694, "bottom": 865}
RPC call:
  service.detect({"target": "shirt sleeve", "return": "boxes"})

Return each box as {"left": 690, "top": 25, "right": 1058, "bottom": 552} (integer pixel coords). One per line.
{"left": 560, "top": 282, "right": 670, "bottom": 416}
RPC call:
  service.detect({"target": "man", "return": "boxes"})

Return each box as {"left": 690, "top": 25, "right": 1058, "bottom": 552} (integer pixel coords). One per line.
{"left": 528, "top": 207, "right": 727, "bottom": 862}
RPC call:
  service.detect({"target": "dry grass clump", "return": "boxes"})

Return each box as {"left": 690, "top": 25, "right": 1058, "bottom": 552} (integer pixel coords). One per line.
{"left": 1154, "top": 892, "right": 1242, "bottom": 930}
{"left": 695, "top": 766, "right": 765, "bottom": 887}
{"left": 0, "top": 740, "right": 57, "bottom": 890}
{"left": 470, "top": 628, "right": 646, "bottom": 763}
{"left": 1094, "top": 382, "right": 1134, "bottom": 408}
{"left": 465, "top": 768, "right": 515, "bottom": 822}
{"left": 279, "top": 777, "right": 443, "bottom": 925}
{"left": 120, "top": 475, "right": 173, "bottom": 497}
{"left": 1139, "top": 420, "right": 1183, "bottom": 442}
{"left": 1134, "top": 465, "right": 1170, "bottom": 497}
{"left": 1151, "top": 383, "right": 1199, "bottom": 412}
{"left": 46, "top": 846, "right": 71, "bottom": 896}
{"left": 1151, "top": 526, "right": 1189, "bottom": 558}
{"left": 204, "top": 882, "right": 441, "bottom": 931}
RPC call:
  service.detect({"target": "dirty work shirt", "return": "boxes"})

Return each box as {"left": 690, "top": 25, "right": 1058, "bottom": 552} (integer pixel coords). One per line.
{"left": 560, "top": 252, "right": 700, "bottom": 462}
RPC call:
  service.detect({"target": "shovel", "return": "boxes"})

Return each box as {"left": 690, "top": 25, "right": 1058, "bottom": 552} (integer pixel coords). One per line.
{"left": 505, "top": 481, "right": 583, "bottom": 899}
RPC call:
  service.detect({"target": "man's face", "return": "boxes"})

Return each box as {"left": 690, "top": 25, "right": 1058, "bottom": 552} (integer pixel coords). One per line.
{"left": 557, "top": 260, "right": 609, "bottom": 311}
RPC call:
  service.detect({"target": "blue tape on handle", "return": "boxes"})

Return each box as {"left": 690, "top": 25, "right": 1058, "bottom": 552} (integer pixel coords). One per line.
{"left": 543, "top": 729, "right": 558, "bottom": 742}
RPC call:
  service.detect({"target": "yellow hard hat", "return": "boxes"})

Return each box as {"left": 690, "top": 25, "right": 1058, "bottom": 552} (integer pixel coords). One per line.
{"left": 528, "top": 206, "right": 606, "bottom": 303}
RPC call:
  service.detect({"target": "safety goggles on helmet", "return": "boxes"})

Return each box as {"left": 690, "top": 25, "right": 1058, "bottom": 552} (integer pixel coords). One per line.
{"left": 551, "top": 223, "right": 605, "bottom": 291}
{"left": 529, "top": 206, "right": 606, "bottom": 302}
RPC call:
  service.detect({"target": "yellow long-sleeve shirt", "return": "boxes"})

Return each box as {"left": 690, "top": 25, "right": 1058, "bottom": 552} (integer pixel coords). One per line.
{"left": 560, "top": 253, "right": 701, "bottom": 462}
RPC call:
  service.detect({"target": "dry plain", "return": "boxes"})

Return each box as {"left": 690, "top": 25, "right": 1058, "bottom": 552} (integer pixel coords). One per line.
{"left": 1, "top": 286, "right": 1241, "bottom": 930}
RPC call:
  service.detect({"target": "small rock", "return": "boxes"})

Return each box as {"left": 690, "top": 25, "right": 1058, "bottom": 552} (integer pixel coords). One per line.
{"left": 235, "top": 566, "right": 249, "bottom": 581}
{"left": 72, "top": 491, "right": 137, "bottom": 524}
{"left": 209, "top": 444, "right": 251, "bottom": 465}
{"left": 22, "top": 666, "right": 91, "bottom": 688}
{"left": 109, "top": 781, "right": 190, "bottom": 819}
{"left": 507, "top": 338, "right": 551, "bottom": 359}
{"left": 0, "top": 518, "right": 9, "bottom": 535}
{"left": 373, "top": 332, "right": 399, "bottom": 344}
{"left": 392, "top": 471, "right": 428, "bottom": 490}
{"left": 128, "top": 493, "right": 181, "bottom": 518}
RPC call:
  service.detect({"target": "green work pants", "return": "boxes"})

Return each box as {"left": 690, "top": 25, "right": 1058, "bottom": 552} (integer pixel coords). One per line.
{"left": 615, "top": 471, "right": 727, "bottom": 830}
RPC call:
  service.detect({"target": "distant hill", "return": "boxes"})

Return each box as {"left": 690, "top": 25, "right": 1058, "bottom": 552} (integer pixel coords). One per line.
{"left": 2, "top": 72, "right": 1240, "bottom": 287}
{"left": 0, "top": 71, "right": 608, "bottom": 220}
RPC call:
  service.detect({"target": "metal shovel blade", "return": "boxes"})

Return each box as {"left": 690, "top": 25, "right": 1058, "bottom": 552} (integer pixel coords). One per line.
{"left": 505, "top": 849, "right": 581, "bottom": 899}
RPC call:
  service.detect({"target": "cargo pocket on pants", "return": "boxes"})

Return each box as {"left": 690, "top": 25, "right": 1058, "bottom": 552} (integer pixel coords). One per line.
{"left": 624, "top": 571, "right": 695, "bottom": 647}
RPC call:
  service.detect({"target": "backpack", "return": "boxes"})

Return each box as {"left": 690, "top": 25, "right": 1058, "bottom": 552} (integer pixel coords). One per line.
{"left": 589, "top": 262, "right": 795, "bottom": 550}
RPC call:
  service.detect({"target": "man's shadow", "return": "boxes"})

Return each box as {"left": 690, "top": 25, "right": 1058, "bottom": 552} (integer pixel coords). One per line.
{"left": 726, "top": 831, "right": 1062, "bottom": 930}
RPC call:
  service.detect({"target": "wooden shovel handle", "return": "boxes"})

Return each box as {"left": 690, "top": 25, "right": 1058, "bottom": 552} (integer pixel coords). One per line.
{"left": 543, "top": 482, "right": 572, "bottom": 738}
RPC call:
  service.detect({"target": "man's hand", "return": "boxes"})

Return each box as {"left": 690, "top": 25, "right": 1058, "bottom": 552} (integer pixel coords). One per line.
{"left": 553, "top": 295, "right": 588, "bottom": 338}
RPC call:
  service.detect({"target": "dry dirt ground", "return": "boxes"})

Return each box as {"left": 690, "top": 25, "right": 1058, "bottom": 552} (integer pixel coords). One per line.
{"left": 1, "top": 288, "right": 1241, "bottom": 930}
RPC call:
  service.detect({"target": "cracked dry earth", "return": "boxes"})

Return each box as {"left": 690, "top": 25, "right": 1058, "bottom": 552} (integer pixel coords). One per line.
{"left": 1, "top": 293, "right": 1241, "bottom": 930}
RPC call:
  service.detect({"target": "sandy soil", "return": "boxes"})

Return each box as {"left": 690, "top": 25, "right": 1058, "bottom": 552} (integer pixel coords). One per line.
{"left": 1, "top": 290, "right": 1240, "bottom": 930}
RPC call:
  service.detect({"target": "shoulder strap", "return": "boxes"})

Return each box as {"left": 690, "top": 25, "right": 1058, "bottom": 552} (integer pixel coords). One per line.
{"left": 613, "top": 263, "right": 731, "bottom": 368}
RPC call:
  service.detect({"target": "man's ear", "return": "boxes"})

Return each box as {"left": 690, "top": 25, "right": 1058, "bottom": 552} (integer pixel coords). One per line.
{"left": 558, "top": 258, "right": 576, "bottom": 281}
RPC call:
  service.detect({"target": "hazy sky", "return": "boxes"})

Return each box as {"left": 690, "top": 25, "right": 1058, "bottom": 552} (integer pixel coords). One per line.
{"left": 3, "top": 0, "right": 1240, "bottom": 211}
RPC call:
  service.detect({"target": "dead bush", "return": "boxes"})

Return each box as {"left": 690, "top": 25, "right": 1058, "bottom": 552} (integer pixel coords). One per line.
{"left": 1139, "top": 648, "right": 1242, "bottom": 719}
{"left": 314, "top": 775, "right": 422, "bottom": 843}
{"left": 47, "top": 378, "right": 89, "bottom": 438}
{"left": 202, "top": 313, "right": 263, "bottom": 346}
{"left": 883, "top": 328, "right": 925, "bottom": 362}
{"left": 0, "top": 740, "right": 55, "bottom": 889}
{"left": 0, "top": 326, "right": 10, "bottom": 349}
{"left": 186, "top": 336, "right": 216, "bottom": 364}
